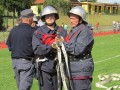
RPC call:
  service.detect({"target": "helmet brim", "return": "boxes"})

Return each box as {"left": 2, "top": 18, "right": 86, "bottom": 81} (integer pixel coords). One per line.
{"left": 41, "top": 13, "right": 59, "bottom": 22}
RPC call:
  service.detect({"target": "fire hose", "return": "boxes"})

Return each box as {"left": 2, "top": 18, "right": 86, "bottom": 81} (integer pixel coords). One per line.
{"left": 56, "top": 42, "right": 74, "bottom": 90}
{"left": 96, "top": 73, "right": 120, "bottom": 90}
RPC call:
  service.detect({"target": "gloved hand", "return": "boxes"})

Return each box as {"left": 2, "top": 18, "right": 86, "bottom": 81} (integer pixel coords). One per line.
{"left": 51, "top": 42, "right": 58, "bottom": 49}
{"left": 55, "top": 36, "right": 64, "bottom": 43}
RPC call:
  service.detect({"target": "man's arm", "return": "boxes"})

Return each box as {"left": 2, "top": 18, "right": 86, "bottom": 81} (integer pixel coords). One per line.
{"left": 6, "top": 31, "right": 12, "bottom": 51}
{"left": 32, "top": 32, "right": 52, "bottom": 55}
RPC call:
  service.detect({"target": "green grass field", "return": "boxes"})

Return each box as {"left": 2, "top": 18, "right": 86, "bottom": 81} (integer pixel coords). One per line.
{"left": 0, "top": 34, "right": 120, "bottom": 90}
{"left": 92, "top": 34, "right": 120, "bottom": 89}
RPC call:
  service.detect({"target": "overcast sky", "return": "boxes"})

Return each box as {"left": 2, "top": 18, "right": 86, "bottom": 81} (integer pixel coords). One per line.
{"left": 97, "top": 0, "right": 120, "bottom": 4}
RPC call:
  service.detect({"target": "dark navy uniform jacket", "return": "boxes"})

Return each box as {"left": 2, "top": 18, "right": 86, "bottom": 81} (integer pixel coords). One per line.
{"left": 64, "top": 24, "right": 94, "bottom": 77}
{"left": 32, "top": 24, "right": 67, "bottom": 73}
{"left": 6, "top": 23, "right": 35, "bottom": 60}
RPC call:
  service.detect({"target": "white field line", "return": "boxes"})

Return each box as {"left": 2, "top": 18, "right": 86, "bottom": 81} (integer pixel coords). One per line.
{"left": 94, "top": 55, "right": 120, "bottom": 64}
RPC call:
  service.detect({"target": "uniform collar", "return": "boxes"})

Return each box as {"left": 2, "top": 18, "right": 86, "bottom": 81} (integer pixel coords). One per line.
{"left": 20, "top": 23, "right": 31, "bottom": 26}
{"left": 71, "top": 24, "right": 85, "bottom": 33}
{"left": 43, "top": 23, "right": 59, "bottom": 33}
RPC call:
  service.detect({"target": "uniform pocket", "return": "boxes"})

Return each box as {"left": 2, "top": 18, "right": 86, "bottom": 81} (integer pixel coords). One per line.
{"left": 70, "top": 58, "right": 94, "bottom": 76}
{"left": 70, "top": 61, "right": 82, "bottom": 73}
{"left": 41, "top": 60, "right": 57, "bottom": 73}
{"left": 18, "top": 60, "right": 32, "bottom": 71}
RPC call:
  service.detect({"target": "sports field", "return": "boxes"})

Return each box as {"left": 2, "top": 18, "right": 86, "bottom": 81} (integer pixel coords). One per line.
{"left": 0, "top": 33, "right": 120, "bottom": 90}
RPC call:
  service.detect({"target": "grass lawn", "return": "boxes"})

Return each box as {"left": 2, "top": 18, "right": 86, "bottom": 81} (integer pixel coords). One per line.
{"left": 92, "top": 34, "right": 120, "bottom": 89}
{"left": 0, "top": 34, "right": 120, "bottom": 90}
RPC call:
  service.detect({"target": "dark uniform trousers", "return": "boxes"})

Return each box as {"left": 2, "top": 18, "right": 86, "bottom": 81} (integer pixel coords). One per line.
{"left": 12, "top": 59, "right": 35, "bottom": 90}
{"left": 40, "top": 71, "right": 57, "bottom": 90}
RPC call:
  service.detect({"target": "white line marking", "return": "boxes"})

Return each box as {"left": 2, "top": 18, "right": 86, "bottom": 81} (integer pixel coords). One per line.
{"left": 94, "top": 55, "right": 120, "bottom": 64}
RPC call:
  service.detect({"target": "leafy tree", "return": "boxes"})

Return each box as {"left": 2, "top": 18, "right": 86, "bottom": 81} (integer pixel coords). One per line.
{"left": 0, "top": 0, "right": 35, "bottom": 26}
{"left": 0, "top": 5, "right": 5, "bottom": 15}
{"left": 0, "top": 0, "right": 35, "bottom": 16}
{"left": 43, "top": 0, "right": 71, "bottom": 15}
{"left": 0, "top": 5, "right": 6, "bottom": 31}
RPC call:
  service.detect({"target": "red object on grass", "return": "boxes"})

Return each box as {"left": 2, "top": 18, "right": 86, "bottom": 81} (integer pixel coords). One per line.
{"left": 0, "top": 42, "right": 8, "bottom": 49}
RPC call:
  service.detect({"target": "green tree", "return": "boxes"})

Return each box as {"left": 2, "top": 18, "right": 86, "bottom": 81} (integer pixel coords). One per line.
{"left": 0, "top": 5, "right": 6, "bottom": 30}
{"left": 43, "top": 0, "right": 71, "bottom": 15}
{"left": 0, "top": 0, "right": 35, "bottom": 16}
{"left": 0, "top": 0, "right": 35, "bottom": 26}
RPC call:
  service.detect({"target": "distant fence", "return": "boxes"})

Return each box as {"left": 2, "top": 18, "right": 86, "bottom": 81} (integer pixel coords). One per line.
{"left": 93, "top": 25, "right": 113, "bottom": 33}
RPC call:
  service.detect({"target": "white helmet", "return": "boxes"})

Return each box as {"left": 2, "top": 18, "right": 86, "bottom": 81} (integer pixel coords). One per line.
{"left": 41, "top": 6, "right": 59, "bottom": 21}
{"left": 68, "top": 6, "right": 86, "bottom": 22}
{"left": 33, "top": 15, "right": 38, "bottom": 22}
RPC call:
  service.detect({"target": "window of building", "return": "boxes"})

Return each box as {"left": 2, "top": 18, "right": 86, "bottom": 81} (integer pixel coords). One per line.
{"left": 95, "top": 6, "right": 97, "bottom": 12}
{"left": 108, "top": 7, "right": 110, "bottom": 13}
{"left": 98, "top": 6, "right": 101, "bottom": 13}
{"left": 113, "top": 7, "right": 116, "bottom": 13}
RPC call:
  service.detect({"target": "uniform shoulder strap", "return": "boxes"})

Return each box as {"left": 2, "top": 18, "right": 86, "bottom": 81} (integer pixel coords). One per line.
{"left": 69, "top": 26, "right": 86, "bottom": 39}
{"left": 34, "top": 29, "right": 44, "bottom": 35}
{"left": 59, "top": 27, "right": 63, "bottom": 33}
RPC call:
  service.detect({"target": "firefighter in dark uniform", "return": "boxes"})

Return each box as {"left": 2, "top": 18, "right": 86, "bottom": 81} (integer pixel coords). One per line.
{"left": 32, "top": 6, "right": 67, "bottom": 90}
{"left": 6, "top": 9, "right": 35, "bottom": 90}
{"left": 63, "top": 6, "right": 94, "bottom": 90}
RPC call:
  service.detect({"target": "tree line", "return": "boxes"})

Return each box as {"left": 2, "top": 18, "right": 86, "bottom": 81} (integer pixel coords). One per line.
{"left": 0, "top": 0, "right": 71, "bottom": 17}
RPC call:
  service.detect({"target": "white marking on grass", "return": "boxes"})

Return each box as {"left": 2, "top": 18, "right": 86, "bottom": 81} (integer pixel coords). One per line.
{"left": 95, "top": 55, "right": 120, "bottom": 64}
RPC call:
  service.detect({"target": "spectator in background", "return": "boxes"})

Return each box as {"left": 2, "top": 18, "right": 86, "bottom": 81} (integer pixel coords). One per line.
{"left": 31, "top": 15, "right": 38, "bottom": 29}
{"left": 37, "top": 13, "right": 44, "bottom": 27}
{"left": 117, "top": 21, "right": 120, "bottom": 32}
{"left": 63, "top": 23, "right": 68, "bottom": 31}
{"left": 113, "top": 21, "right": 117, "bottom": 33}
{"left": 96, "top": 22, "right": 99, "bottom": 31}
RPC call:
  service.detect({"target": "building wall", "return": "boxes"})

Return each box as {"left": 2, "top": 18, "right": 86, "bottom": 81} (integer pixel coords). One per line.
{"left": 31, "top": 6, "right": 39, "bottom": 16}
{"left": 82, "top": 4, "right": 89, "bottom": 13}
{"left": 31, "top": 1, "right": 120, "bottom": 15}
{"left": 118, "top": 7, "right": 120, "bottom": 14}
{"left": 31, "top": 5, "right": 43, "bottom": 16}
{"left": 110, "top": 6, "right": 112, "bottom": 13}
{"left": 91, "top": 5, "right": 95, "bottom": 14}
{"left": 101, "top": 6, "right": 104, "bottom": 13}
{"left": 72, "top": 1, "right": 120, "bottom": 14}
